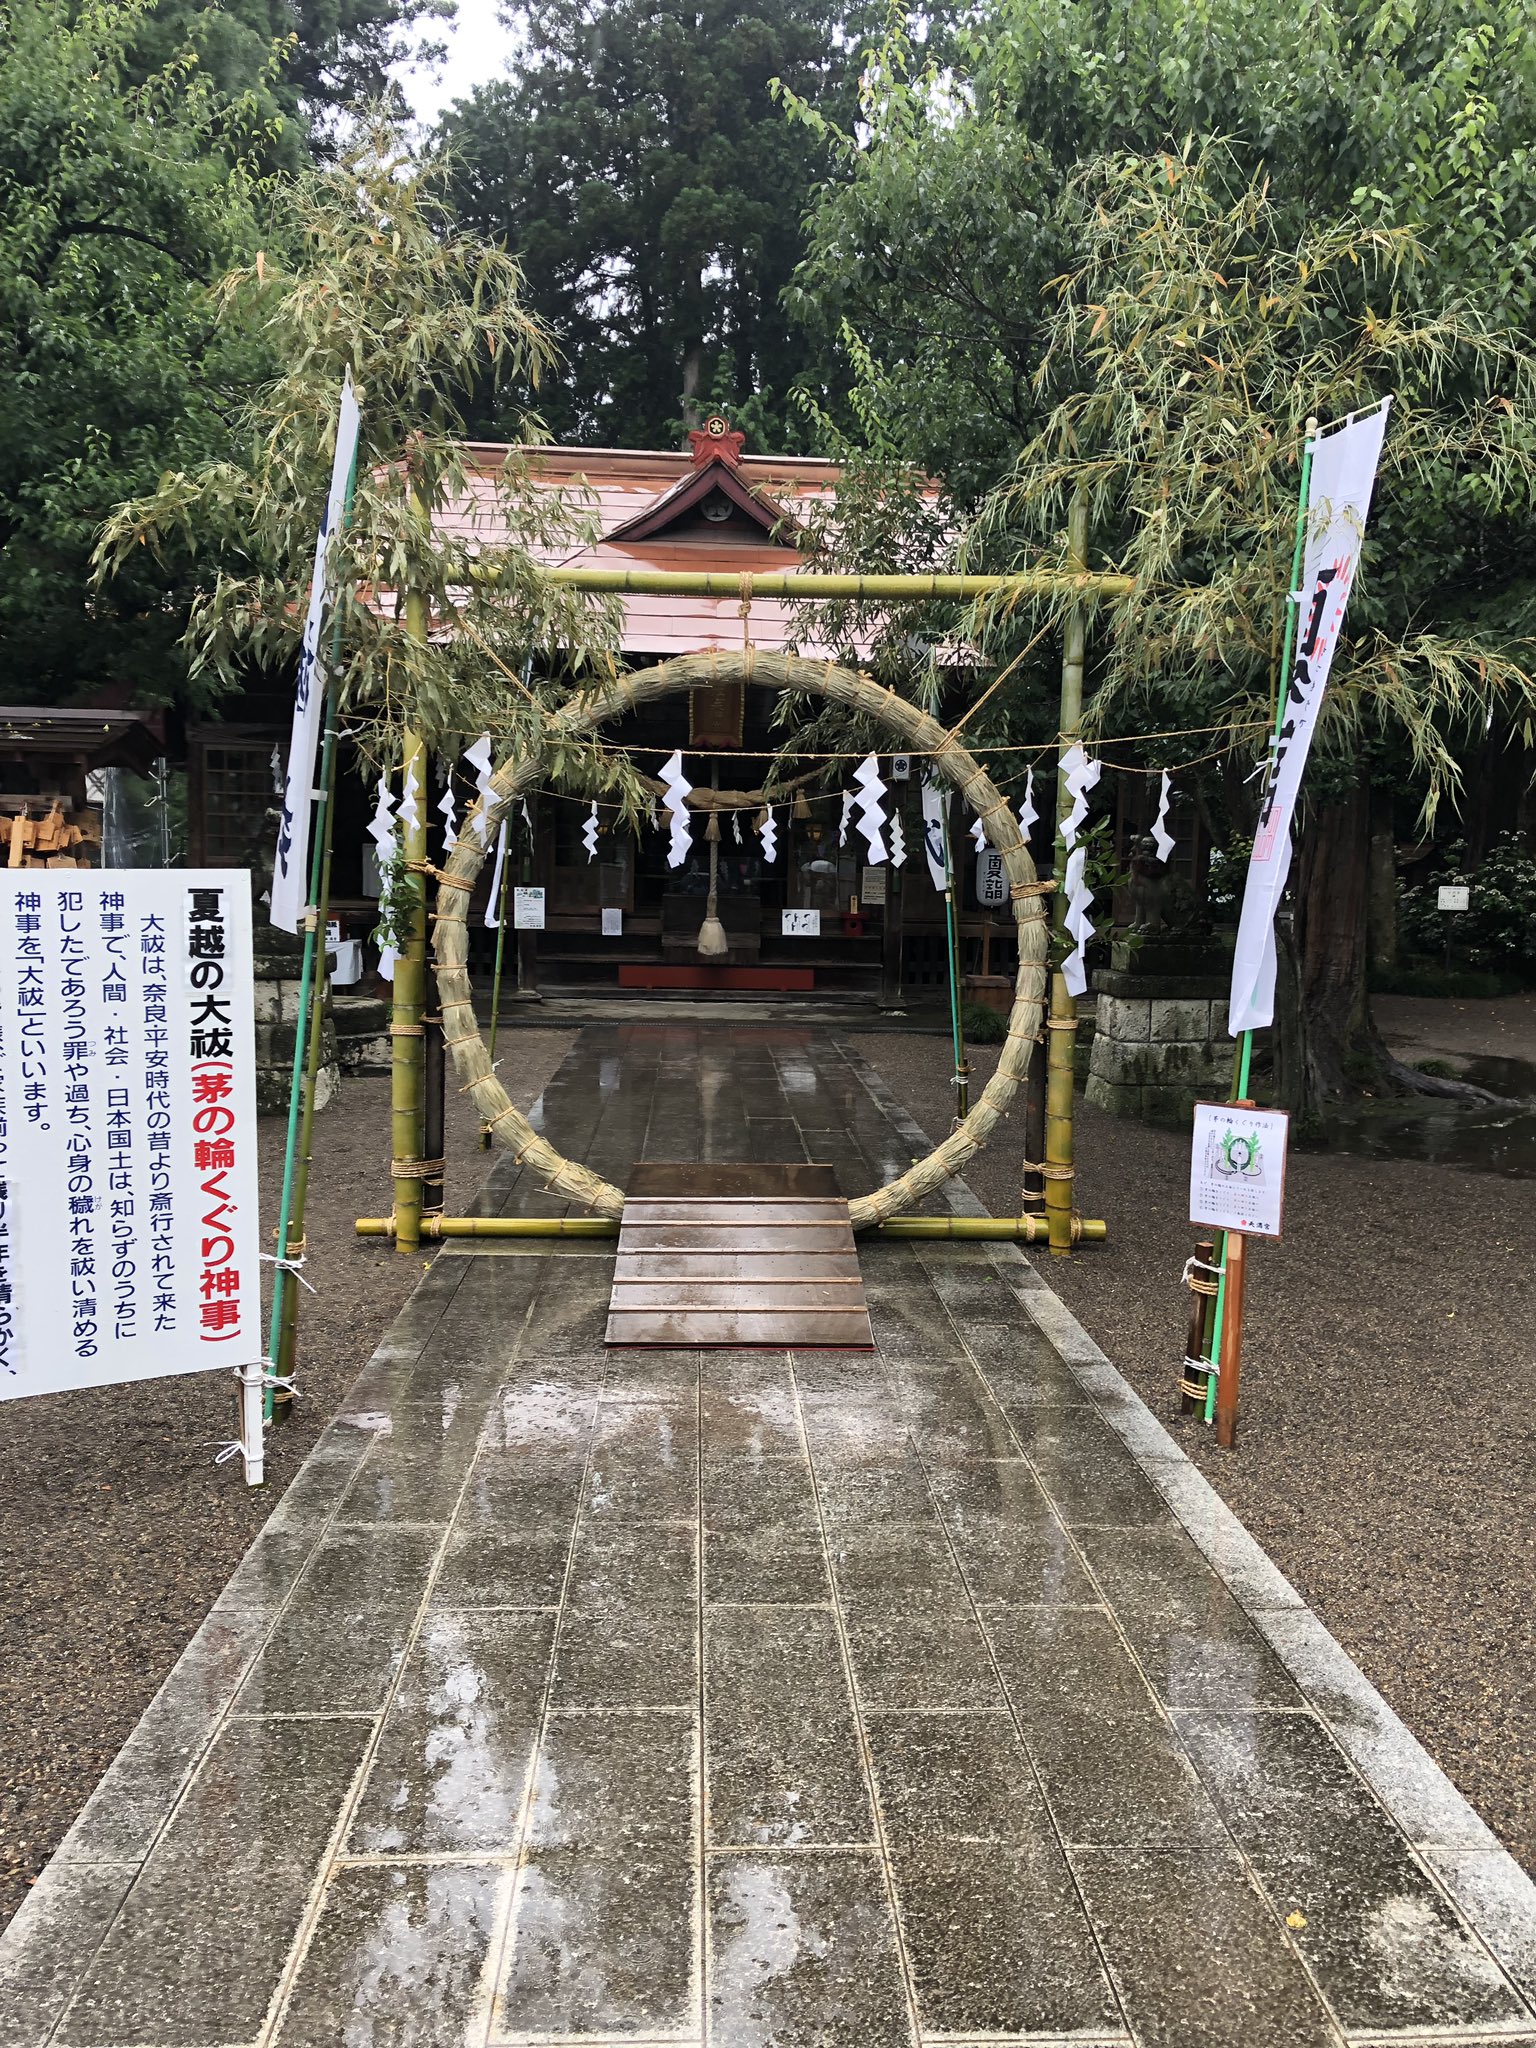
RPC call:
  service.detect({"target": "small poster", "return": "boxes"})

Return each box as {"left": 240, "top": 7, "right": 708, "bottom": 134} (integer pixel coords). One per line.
{"left": 601, "top": 907, "right": 623, "bottom": 936}
{"left": 861, "top": 867, "right": 887, "bottom": 906}
{"left": 975, "top": 848, "right": 1008, "bottom": 907}
{"left": 782, "top": 908, "right": 820, "bottom": 937}
{"left": 1437, "top": 884, "right": 1470, "bottom": 912}
{"left": 890, "top": 754, "right": 911, "bottom": 781}
{"left": 1189, "top": 1102, "right": 1289, "bottom": 1239}
{"left": 513, "top": 887, "right": 546, "bottom": 931}
{"left": 0, "top": 872, "right": 261, "bottom": 1399}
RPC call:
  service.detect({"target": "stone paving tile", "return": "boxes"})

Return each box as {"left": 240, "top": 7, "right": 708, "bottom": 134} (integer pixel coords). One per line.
{"left": 707, "top": 1850, "right": 911, "bottom": 2048}
{"left": 705, "top": 1608, "right": 873, "bottom": 1847}
{"left": 582, "top": 1398, "right": 699, "bottom": 1523}
{"left": 348, "top": 1610, "right": 554, "bottom": 1855}
{"left": 987, "top": 1604, "right": 1229, "bottom": 1849}
{"left": 842, "top": 1606, "right": 1005, "bottom": 1711}
{"left": 0, "top": 1864, "right": 134, "bottom": 2048}
{"left": 277, "top": 1862, "right": 508, "bottom": 2045}
{"left": 1070, "top": 1843, "right": 1344, "bottom": 2048}
{"left": 924, "top": 1458, "right": 1097, "bottom": 1606}
{"left": 1177, "top": 1707, "right": 1529, "bottom": 2033}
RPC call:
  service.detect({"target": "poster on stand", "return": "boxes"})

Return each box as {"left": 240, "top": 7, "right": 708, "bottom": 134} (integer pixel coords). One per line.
{"left": 1189, "top": 1101, "right": 1289, "bottom": 1238}
{"left": 0, "top": 872, "right": 261, "bottom": 1400}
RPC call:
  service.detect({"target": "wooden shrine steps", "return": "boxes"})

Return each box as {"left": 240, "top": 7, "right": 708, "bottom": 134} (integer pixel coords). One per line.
{"left": 605, "top": 1162, "right": 874, "bottom": 1349}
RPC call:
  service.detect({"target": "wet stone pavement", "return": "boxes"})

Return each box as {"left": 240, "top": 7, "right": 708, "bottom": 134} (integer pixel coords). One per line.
{"left": 4, "top": 1024, "right": 1536, "bottom": 2048}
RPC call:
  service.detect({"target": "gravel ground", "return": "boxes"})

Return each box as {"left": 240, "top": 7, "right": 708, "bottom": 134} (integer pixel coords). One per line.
{"left": 849, "top": 1031, "right": 1536, "bottom": 1880}
{"left": 0, "top": 1030, "right": 574, "bottom": 1933}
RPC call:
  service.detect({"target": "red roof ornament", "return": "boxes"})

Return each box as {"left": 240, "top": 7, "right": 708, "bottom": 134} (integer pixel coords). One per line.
{"left": 689, "top": 415, "right": 745, "bottom": 468}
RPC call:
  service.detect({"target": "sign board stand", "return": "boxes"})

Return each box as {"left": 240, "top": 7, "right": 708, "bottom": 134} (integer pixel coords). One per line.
{"left": 1189, "top": 1097, "right": 1288, "bottom": 1449}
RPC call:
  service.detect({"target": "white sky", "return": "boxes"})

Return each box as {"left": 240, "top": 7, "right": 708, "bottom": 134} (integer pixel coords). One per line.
{"left": 402, "top": 0, "right": 519, "bottom": 128}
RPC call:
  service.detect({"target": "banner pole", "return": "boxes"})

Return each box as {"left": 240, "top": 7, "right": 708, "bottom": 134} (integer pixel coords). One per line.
{"left": 1204, "top": 421, "right": 1317, "bottom": 1426}
{"left": 1044, "top": 488, "right": 1090, "bottom": 1257}
{"left": 481, "top": 825, "right": 512, "bottom": 1147}
{"left": 939, "top": 801, "right": 969, "bottom": 1120}
{"left": 264, "top": 443, "right": 358, "bottom": 1431}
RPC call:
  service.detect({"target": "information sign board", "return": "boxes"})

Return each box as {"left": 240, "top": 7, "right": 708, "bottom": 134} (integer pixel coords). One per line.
{"left": 782, "top": 908, "right": 820, "bottom": 937}
{"left": 1437, "top": 884, "right": 1470, "bottom": 912}
{"left": 513, "top": 887, "right": 546, "bottom": 931}
{"left": 601, "top": 907, "right": 623, "bottom": 936}
{"left": 1189, "top": 1102, "right": 1289, "bottom": 1239}
{"left": 0, "top": 873, "right": 261, "bottom": 1400}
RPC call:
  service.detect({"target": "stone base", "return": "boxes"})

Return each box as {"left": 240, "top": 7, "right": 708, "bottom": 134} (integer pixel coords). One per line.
{"left": 254, "top": 970, "right": 340, "bottom": 1115}
{"left": 1086, "top": 968, "right": 1231, "bottom": 1122}
{"left": 334, "top": 994, "right": 392, "bottom": 1075}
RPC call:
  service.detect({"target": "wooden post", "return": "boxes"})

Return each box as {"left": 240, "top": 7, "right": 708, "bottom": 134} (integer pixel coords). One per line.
{"left": 391, "top": 710, "right": 428, "bottom": 1254}
{"left": 1044, "top": 489, "right": 1089, "bottom": 1256}
{"left": 1180, "top": 1237, "right": 1216, "bottom": 1414}
{"left": 516, "top": 792, "right": 540, "bottom": 997}
{"left": 1215, "top": 1229, "right": 1248, "bottom": 1449}
{"left": 879, "top": 860, "right": 904, "bottom": 1010}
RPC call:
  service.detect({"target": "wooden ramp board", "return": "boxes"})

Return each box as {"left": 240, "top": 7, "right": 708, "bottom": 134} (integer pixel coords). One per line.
{"left": 608, "top": 1162, "right": 873, "bottom": 1348}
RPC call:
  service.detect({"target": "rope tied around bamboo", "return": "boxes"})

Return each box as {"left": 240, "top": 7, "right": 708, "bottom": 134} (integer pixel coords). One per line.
{"left": 428, "top": 650, "right": 1049, "bottom": 1230}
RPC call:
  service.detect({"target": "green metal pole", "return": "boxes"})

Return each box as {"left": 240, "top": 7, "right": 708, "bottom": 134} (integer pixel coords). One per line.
{"left": 264, "top": 452, "right": 357, "bottom": 1428}
{"left": 1203, "top": 422, "right": 1316, "bottom": 1423}
{"left": 939, "top": 800, "right": 969, "bottom": 1119}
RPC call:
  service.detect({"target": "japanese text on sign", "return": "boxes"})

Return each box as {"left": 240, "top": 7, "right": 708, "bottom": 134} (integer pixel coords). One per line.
{"left": 1189, "top": 1102, "right": 1289, "bottom": 1239}
{"left": 0, "top": 873, "right": 260, "bottom": 1400}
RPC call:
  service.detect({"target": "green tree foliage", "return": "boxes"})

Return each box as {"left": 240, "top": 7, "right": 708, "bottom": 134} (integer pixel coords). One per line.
{"left": 439, "top": 0, "right": 883, "bottom": 446}
{"left": 0, "top": 0, "right": 275, "bottom": 707}
{"left": 95, "top": 124, "right": 638, "bottom": 805}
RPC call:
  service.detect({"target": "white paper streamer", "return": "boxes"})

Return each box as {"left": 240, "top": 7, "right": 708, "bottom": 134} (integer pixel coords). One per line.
{"left": 1060, "top": 744, "right": 1100, "bottom": 843}
{"left": 732, "top": 810, "right": 742, "bottom": 844}
{"left": 659, "top": 749, "right": 693, "bottom": 868}
{"left": 920, "top": 781, "right": 948, "bottom": 891}
{"left": 1059, "top": 746, "right": 1101, "bottom": 998}
{"left": 367, "top": 774, "right": 399, "bottom": 981}
{"left": 1063, "top": 843, "right": 1094, "bottom": 997}
{"left": 437, "top": 781, "right": 458, "bottom": 853}
{"left": 852, "top": 754, "right": 888, "bottom": 865}
{"left": 397, "top": 759, "right": 421, "bottom": 834}
{"left": 970, "top": 814, "right": 987, "bottom": 852}
{"left": 838, "top": 788, "right": 855, "bottom": 849}
{"left": 889, "top": 813, "right": 907, "bottom": 868}
{"left": 1017, "top": 768, "right": 1037, "bottom": 844}
{"left": 582, "top": 802, "right": 599, "bottom": 862}
{"left": 463, "top": 732, "right": 495, "bottom": 845}
{"left": 484, "top": 817, "right": 509, "bottom": 929}
{"left": 759, "top": 807, "right": 778, "bottom": 864}
{"left": 1152, "top": 769, "right": 1176, "bottom": 863}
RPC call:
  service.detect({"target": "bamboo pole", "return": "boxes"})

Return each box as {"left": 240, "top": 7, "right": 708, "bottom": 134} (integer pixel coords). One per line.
{"left": 353, "top": 1212, "right": 1107, "bottom": 1242}
{"left": 481, "top": 818, "right": 512, "bottom": 1148}
{"left": 1215, "top": 1224, "right": 1249, "bottom": 1449}
{"left": 1044, "top": 491, "right": 1090, "bottom": 1257}
{"left": 529, "top": 567, "right": 1135, "bottom": 601}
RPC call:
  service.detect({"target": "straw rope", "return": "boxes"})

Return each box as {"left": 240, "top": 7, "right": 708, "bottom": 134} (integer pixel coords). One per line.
{"left": 430, "top": 650, "right": 1049, "bottom": 1229}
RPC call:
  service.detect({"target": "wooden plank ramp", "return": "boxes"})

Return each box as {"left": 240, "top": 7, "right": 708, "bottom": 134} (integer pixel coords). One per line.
{"left": 606, "top": 1161, "right": 874, "bottom": 1348}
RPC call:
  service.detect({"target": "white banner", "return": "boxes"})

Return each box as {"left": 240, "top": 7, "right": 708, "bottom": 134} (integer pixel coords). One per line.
{"left": 1229, "top": 400, "right": 1390, "bottom": 1032}
{"left": 0, "top": 873, "right": 261, "bottom": 1399}
{"left": 271, "top": 372, "right": 362, "bottom": 933}
{"left": 920, "top": 781, "right": 948, "bottom": 892}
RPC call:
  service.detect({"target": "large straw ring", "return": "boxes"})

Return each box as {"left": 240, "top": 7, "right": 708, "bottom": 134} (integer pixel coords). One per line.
{"left": 432, "top": 651, "right": 1048, "bottom": 1229}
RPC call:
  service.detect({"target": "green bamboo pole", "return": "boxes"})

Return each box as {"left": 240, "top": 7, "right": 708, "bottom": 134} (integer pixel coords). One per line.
{"left": 391, "top": 714, "right": 428, "bottom": 1253}
{"left": 1044, "top": 491, "right": 1090, "bottom": 1258}
{"left": 938, "top": 800, "right": 969, "bottom": 1119}
{"left": 354, "top": 1212, "right": 1108, "bottom": 1242}
{"left": 264, "top": 450, "right": 357, "bottom": 1428}
{"left": 1203, "top": 421, "right": 1316, "bottom": 1423}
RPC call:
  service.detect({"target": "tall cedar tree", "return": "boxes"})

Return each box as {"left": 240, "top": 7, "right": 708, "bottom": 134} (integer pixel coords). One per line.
{"left": 439, "top": 0, "right": 879, "bottom": 447}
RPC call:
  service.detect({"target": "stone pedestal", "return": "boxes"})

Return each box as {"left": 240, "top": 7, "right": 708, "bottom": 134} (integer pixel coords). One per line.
{"left": 1086, "top": 941, "right": 1231, "bottom": 1123}
{"left": 252, "top": 931, "right": 340, "bottom": 1115}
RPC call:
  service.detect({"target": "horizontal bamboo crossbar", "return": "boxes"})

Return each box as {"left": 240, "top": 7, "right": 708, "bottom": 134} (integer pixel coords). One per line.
{"left": 532, "top": 567, "right": 1134, "bottom": 601}
{"left": 355, "top": 1213, "right": 1105, "bottom": 1243}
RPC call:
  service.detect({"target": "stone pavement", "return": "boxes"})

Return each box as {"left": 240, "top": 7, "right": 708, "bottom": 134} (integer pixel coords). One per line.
{"left": 4, "top": 1024, "right": 1536, "bottom": 2048}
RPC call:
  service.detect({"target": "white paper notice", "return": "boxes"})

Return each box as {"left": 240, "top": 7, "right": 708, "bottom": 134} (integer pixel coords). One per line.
{"left": 513, "top": 887, "right": 546, "bottom": 931}
{"left": 0, "top": 872, "right": 261, "bottom": 1398}
{"left": 601, "top": 907, "right": 623, "bottom": 936}
{"left": 1188, "top": 1102, "right": 1290, "bottom": 1239}
{"left": 782, "top": 908, "right": 820, "bottom": 936}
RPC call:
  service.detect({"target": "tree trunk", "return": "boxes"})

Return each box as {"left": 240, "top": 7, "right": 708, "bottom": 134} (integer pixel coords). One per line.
{"left": 1274, "top": 777, "right": 1389, "bottom": 1118}
{"left": 1367, "top": 781, "right": 1398, "bottom": 977}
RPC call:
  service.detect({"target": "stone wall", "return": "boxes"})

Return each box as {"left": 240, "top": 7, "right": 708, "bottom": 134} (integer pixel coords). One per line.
{"left": 1086, "top": 966, "right": 1231, "bottom": 1122}
{"left": 252, "top": 935, "right": 340, "bottom": 1115}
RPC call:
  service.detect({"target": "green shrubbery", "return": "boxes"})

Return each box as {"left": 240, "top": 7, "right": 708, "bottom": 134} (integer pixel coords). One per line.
{"left": 1398, "top": 836, "right": 1536, "bottom": 981}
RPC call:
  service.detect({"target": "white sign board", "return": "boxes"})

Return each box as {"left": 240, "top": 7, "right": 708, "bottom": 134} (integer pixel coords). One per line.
{"left": 782, "top": 908, "right": 821, "bottom": 937}
{"left": 601, "top": 907, "right": 623, "bottom": 936}
{"left": 1437, "top": 884, "right": 1470, "bottom": 912}
{"left": 861, "top": 867, "right": 887, "bottom": 906}
{"left": 975, "top": 848, "right": 1008, "bottom": 907}
{"left": 1189, "top": 1102, "right": 1289, "bottom": 1239}
{"left": 0, "top": 872, "right": 261, "bottom": 1399}
{"left": 513, "top": 887, "right": 546, "bottom": 931}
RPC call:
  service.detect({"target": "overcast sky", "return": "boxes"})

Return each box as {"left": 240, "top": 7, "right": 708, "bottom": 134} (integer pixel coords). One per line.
{"left": 402, "top": 0, "right": 516, "bottom": 128}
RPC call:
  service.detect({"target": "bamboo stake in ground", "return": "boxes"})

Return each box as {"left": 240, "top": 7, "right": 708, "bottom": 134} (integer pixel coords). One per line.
{"left": 1044, "top": 491, "right": 1090, "bottom": 1257}
{"left": 1216, "top": 1224, "right": 1249, "bottom": 1449}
